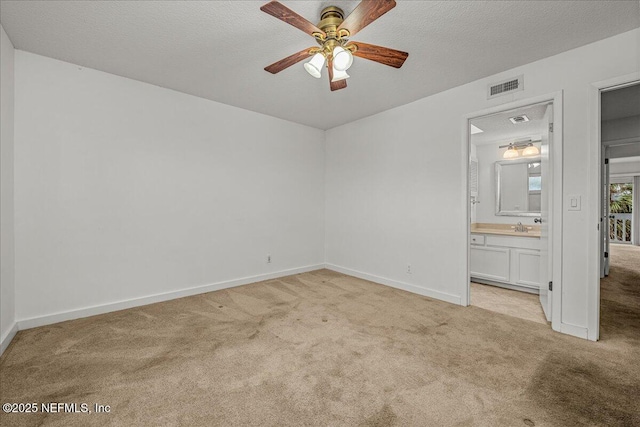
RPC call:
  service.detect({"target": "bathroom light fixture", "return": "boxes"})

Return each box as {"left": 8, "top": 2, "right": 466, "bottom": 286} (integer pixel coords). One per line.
{"left": 503, "top": 144, "right": 519, "bottom": 159}
{"left": 499, "top": 139, "right": 541, "bottom": 159}
{"left": 522, "top": 142, "right": 540, "bottom": 156}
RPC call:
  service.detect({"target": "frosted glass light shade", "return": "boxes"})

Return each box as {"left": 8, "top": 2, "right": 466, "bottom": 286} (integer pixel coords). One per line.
{"left": 333, "top": 46, "right": 353, "bottom": 71}
{"left": 331, "top": 67, "right": 350, "bottom": 82}
{"left": 304, "top": 53, "right": 325, "bottom": 78}
{"left": 503, "top": 146, "right": 519, "bottom": 159}
{"left": 522, "top": 144, "right": 540, "bottom": 156}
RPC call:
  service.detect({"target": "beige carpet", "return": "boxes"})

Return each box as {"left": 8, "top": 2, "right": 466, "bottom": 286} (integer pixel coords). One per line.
{"left": 1, "top": 267, "right": 639, "bottom": 426}
{"left": 471, "top": 282, "right": 548, "bottom": 325}
{"left": 601, "top": 244, "right": 640, "bottom": 345}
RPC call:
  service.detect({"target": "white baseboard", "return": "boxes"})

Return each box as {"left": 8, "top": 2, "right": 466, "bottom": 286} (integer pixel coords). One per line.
{"left": 0, "top": 322, "right": 18, "bottom": 356}
{"left": 471, "top": 277, "right": 539, "bottom": 295}
{"left": 17, "top": 264, "right": 325, "bottom": 331}
{"left": 6, "top": 264, "right": 594, "bottom": 345}
{"left": 325, "top": 264, "right": 462, "bottom": 305}
{"left": 558, "top": 321, "right": 589, "bottom": 340}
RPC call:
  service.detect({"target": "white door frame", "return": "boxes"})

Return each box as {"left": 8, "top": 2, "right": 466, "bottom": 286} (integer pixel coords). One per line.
{"left": 587, "top": 72, "right": 640, "bottom": 341}
{"left": 462, "top": 92, "right": 564, "bottom": 333}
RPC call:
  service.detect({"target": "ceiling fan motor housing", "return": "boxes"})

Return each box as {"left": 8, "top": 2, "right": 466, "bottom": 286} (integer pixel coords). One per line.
{"left": 319, "top": 6, "right": 344, "bottom": 30}
{"left": 315, "top": 6, "right": 353, "bottom": 58}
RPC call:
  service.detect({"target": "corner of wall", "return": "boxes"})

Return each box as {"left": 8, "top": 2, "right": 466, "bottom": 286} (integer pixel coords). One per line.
{"left": 0, "top": 322, "right": 18, "bottom": 356}
{"left": 322, "top": 128, "right": 329, "bottom": 265}
{"left": 0, "top": 24, "right": 17, "bottom": 356}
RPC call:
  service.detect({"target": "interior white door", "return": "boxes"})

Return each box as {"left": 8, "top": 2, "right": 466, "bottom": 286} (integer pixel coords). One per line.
{"left": 600, "top": 145, "right": 607, "bottom": 278}
{"left": 539, "top": 103, "right": 553, "bottom": 321}
{"left": 604, "top": 156, "right": 611, "bottom": 275}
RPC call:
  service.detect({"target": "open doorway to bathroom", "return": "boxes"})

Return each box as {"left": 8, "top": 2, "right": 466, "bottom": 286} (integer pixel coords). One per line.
{"left": 467, "top": 101, "right": 555, "bottom": 326}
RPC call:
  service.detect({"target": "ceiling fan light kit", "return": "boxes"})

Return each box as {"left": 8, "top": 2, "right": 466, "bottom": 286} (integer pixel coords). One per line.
{"left": 304, "top": 53, "right": 326, "bottom": 78}
{"left": 261, "top": 0, "right": 409, "bottom": 91}
{"left": 332, "top": 46, "right": 353, "bottom": 71}
{"left": 331, "top": 68, "right": 350, "bottom": 82}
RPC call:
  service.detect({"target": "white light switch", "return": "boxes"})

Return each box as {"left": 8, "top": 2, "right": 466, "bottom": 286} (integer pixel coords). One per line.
{"left": 568, "top": 195, "right": 581, "bottom": 211}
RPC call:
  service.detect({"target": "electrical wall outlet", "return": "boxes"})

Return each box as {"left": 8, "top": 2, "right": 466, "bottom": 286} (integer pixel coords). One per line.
{"left": 406, "top": 264, "right": 412, "bottom": 274}
{"left": 267, "top": 255, "right": 271, "bottom": 264}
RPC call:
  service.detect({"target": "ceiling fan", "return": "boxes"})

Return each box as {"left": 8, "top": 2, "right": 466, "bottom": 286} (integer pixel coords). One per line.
{"left": 261, "top": 0, "right": 409, "bottom": 91}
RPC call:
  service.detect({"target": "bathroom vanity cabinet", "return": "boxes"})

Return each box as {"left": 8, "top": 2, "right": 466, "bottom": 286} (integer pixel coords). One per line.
{"left": 470, "top": 233, "right": 541, "bottom": 293}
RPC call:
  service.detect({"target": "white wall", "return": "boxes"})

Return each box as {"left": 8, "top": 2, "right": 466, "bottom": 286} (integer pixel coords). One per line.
{"left": 0, "top": 25, "right": 16, "bottom": 353}
{"left": 14, "top": 51, "right": 325, "bottom": 325}
{"left": 325, "top": 29, "right": 639, "bottom": 333}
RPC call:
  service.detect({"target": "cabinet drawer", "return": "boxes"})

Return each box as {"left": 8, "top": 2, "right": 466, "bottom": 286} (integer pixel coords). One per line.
{"left": 470, "top": 234, "right": 485, "bottom": 245}
{"left": 486, "top": 235, "right": 540, "bottom": 250}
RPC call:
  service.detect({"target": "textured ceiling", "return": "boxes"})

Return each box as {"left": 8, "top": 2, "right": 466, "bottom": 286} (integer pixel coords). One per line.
{"left": 471, "top": 103, "right": 547, "bottom": 146}
{"left": 1, "top": 1, "right": 639, "bottom": 129}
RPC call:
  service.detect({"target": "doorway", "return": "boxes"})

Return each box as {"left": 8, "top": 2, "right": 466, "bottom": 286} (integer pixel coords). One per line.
{"left": 597, "top": 82, "right": 640, "bottom": 341}
{"left": 464, "top": 93, "right": 563, "bottom": 331}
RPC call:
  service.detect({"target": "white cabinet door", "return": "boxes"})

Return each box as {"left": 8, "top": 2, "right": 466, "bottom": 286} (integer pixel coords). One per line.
{"left": 470, "top": 246, "right": 510, "bottom": 282}
{"left": 513, "top": 249, "right": 541, "bottom": 288}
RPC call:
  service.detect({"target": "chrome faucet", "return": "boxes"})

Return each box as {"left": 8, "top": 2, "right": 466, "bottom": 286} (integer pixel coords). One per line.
{"left": 514, "top": 222, "right": 527, "bottom": 232}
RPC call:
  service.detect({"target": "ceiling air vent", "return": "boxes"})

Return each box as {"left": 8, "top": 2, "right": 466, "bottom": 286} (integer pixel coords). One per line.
{"left": 487, "top": 75, "right": 524, "bottom": 99}
{"left": 509, "top": 115, "right": 530, "bottom": 124}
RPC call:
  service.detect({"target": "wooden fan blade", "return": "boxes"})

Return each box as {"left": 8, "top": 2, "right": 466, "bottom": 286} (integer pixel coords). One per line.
{"left": 261, "top": 1, "right": 326, "bottom": 37}
{"left": 328, "top": 57, "right": 348, "bottom": 91}
{"left": 265, "top": 48, "right": 315, "bottom": 74}
{"left": 338, "top": 0, "right": 396, "bottom": 37}
{"left": 347, "top": 41, "right": 408, "bottom": 68}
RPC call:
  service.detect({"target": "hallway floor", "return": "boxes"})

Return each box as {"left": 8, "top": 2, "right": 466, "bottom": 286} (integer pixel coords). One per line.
{"left": 601, "top": 243, "right": 640, "bottom": 344}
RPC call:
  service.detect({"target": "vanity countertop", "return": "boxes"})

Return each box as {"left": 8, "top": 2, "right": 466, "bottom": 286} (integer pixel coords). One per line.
{"left": 471, "top": 223, "right": 541, "bottom": 238}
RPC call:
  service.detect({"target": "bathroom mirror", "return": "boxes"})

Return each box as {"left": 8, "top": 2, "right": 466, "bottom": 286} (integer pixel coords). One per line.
{"left": 495, "top": 157, "right": 541, "bottom": 216}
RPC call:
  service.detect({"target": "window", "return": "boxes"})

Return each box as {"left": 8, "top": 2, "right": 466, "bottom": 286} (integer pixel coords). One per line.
{"left": 528, "top": 176, "right": 541, "bottom": 192}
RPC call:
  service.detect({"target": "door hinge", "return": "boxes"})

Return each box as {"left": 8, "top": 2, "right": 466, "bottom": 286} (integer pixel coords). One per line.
{"left": 548, "top": 281, "right": 553, "bottom": 291}
{"left": 549, "top": 123, "right": 554, "bottom": 132}
{"left": 604, "top": 158, "right": 609, "bottom": 164}
{"left": 604, "top": 252, "right": 609, "bottom": 258}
